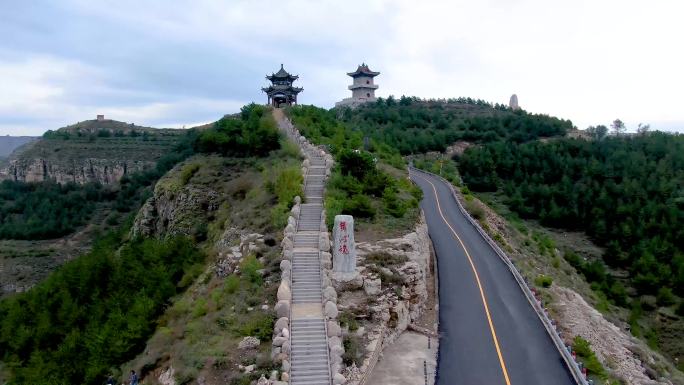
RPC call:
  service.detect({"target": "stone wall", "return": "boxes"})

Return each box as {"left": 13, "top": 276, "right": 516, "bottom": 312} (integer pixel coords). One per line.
{"left": 337, "top": 214, "right": 432, "bottom": 384}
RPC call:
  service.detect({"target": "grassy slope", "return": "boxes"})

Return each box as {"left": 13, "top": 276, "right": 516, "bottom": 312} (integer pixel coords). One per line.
{"left": 120, "top": 145, "right": 302, "bottom": 384}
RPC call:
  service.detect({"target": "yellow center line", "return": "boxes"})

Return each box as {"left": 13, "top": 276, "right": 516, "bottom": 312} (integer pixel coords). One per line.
{"left": 413, "top": 170, "right": 512, "bottom": 385}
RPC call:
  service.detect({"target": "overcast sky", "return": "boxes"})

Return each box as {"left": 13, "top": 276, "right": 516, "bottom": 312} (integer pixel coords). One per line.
{"left": 1, "top": 0, "right": 683, "bottom": 136}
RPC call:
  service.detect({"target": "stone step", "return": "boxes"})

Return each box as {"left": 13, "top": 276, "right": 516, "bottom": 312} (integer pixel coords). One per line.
{"left": 291, "top": 346, "right": 328, "bottom": 354}
{"left": 291, "top": 364, "right": 329, "bottom": 374}
{"left": 291, "top": 357, "right": 328, "bottom": 366}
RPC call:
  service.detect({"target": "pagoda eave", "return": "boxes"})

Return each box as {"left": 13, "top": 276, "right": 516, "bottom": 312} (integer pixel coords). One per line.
{"left": 348, "top": 84, "right": 379, "bottom": 90}
{"left": 347, "top": 71, "right": 380, "bottom": 77}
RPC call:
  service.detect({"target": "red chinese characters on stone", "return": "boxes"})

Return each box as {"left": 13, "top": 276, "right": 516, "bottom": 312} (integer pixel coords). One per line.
{"left": 338, "top": 221, "right": 349, "bottom": 254}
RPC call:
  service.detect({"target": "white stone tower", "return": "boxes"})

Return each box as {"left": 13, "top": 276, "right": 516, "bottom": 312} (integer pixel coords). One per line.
{"left": 509, "top": 94, "right": 520, "bottom": 110}
{"left": 336, "top": 63, "right": 380, "bottom": 107}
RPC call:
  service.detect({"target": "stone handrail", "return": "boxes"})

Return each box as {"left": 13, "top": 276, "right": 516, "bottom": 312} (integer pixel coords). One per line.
{"left": 409, "top": 167, "right": 588, "bottom": 385}
{"left": 357, "top": 327, "right": 386, "bottom": 385}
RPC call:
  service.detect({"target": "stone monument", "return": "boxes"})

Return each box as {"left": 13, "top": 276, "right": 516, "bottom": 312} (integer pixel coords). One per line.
{"left": 333, "top": 215, "right": 356, "bottom": 273}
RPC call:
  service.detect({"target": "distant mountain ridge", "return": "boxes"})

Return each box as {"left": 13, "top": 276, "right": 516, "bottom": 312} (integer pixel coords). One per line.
{"left": 0, "top": 136, "right": 38, "bottom": 158}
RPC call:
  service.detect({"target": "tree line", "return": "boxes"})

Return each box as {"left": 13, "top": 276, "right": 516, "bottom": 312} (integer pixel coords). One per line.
{"left": 334, "top": 97, "right": 572, "bottom": 154}
{"left": 458, "top": 133, "right": 684, "bottom": 305}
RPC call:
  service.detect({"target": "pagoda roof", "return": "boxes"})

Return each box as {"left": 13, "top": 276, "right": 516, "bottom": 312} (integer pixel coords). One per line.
{"left": 261, "top": 84, "right": 303, "bottom": 94}
{"left": 266, "top": 64, "right": 299, "bottom": 81}
{"left": 347, "top": 63, "right": 380, "bottom": 77}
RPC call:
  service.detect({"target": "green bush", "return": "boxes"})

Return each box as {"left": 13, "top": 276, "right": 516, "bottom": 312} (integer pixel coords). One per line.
{"left": 240, "top": 313, "right": 274, "bottom": 341}
{"left": 224, "top": 275, "right": 240, "bottom": 294}
{"left": 656, "top": 287, "right": 676, "bottom": 307}
{"left": 572, "top": 336, "right": 607, "bottom": 378}
{"left": 180, "top": 163, "right": 201, "bottom": 185}
{"left": 342, "top": 335, "right": 363, "bottom": 366}
{"left": 464, "top": 199, "right": 485, "bottom": 220}
{"left": 339, "top": 312, "right": 359, "bottom": 331}
{"left": 534, "top": 275, "right": 553, "bottom": 288}
{"left": 339, "top": 149, "right": 375, "bottom": 179}
{"left": 240, "top": 255, "right": 263, "bottom": 285}
{"left": 343, "top": 194, "right": 376, "bottom": 218}
{"left": 365, "top": 251, "right": 408, "bottom": 267}
{"left": 382, "top": 186, "right": 407, "bottom": 218}
{"left": 195, "top": 104, "right": 280, "bottom": 157}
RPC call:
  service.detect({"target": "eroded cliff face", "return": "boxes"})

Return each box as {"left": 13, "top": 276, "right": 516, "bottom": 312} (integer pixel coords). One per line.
{"left": 0, "top": 120, "right": 185, "bottom": 185}
{"left": 132, "top": 184, "right": 220, "bottom": 238}
{"left": 0, "top": 157, "right": 154, "bottom": 184}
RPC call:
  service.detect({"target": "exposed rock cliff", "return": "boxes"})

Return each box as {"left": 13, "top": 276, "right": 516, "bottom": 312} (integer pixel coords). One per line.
{"left": 0, "top": 119, "right": 184, "bottom": 185}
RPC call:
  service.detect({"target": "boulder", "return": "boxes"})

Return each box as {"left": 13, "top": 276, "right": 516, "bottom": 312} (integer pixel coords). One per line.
{"left": 275, "top": 317, "right": 289, "bottom": 334}
{"left": 327, "top": 321, "right": 341, "bottom": 337}
{"left": 281, "top": 237, "right": 294, "bottom": 251}
{"left": 244, "top": 364, "right": 255, "bottom": 373}
{"left": 275, "top": 300, "right": 290, "bottom": 318}
{"left": 277, "top": 282, "right": 292, "bottom": 301}
{"left": 325, "top": 301, "right": 339, "bottom": 319}
{"left": 272, "top": 336, "right": 287, "bottom": 347}
{"left": 283, "top": 249, "right": 293, "bottom": 260}
{"left": 323, "top": 286, "right": 337, "bottom": 303}
{"left": 294, "top": 196, "right": 301, "bottom": 205}
{"left": 282, "top": 327, "right": 290, "bottom": 339}
{"left": 333, "top": 373, "right": 346, "bottom": 385}
{"left": 363, "top": 277, "right": 382, "bottom": 296}
{"left": 319, "top": 233, "right": 331, "bottom": 252}
{"left": 280, "top": 259, "right": 291, "bottom": 272}
{"left": 328, "top": 336, "right": 342, "bottom": 350}
{"left": 332, "top": 271, "right": 363, "bottom": 291}
{"left": 287, "top": 216, "right": 297, "bottom": 228}
{"left": 281, "top": 372, "right": 290, "bottom": 382}
{"left": 256, "top": 375, "right": 269, "bottom": 385}
{"left": 238, "top": 336, "right": 260, "bottom": 350}
{"left": 282, "top": 340, "right": 291, "bottom": 354}
{"left": 290, "top": 204, "right": 300, "bottom": 217}
{"left": 284, "top": 223, "right": 296, "bottom": 237}
{"left": 321, "top": 251, "right": 332, "bottom": 269}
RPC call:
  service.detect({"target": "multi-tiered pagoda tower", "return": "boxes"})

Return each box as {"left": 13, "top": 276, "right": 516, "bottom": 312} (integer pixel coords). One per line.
{"left": 262, "top": 64, "right": 303, "bottom": 107}
{"left": 336, "top": 63, "right": 380, "bottom": 108}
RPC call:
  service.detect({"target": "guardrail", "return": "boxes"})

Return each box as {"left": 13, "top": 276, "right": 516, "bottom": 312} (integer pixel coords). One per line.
{"left": 409, "top": 166, "right": 589, "bottom": 385}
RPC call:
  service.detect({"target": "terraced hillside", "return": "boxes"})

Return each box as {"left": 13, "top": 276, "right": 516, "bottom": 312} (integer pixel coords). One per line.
{"left": 0, "top": 119, "right": 185, "bottom": 184}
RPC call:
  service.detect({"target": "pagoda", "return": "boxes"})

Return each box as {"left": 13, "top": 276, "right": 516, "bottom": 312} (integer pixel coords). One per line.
{"left": 262, "top": 64, "right": 303, "bottom": 107}
{"left": 335, "top": 63, "right": 380, "bottom": 108}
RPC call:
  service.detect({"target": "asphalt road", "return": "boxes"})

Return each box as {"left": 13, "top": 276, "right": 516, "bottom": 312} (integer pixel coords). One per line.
{"left": 410, "top": 168, "right": 576, "bottom": 385}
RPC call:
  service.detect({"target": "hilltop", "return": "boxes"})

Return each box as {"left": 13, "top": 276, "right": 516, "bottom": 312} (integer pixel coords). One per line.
{"left": 0, "top": 119, "right": 186, "bottom": 184}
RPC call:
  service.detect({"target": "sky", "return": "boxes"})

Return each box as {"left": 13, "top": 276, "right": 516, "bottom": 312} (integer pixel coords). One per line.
{"left": 1, "top": 0, "right": 683, "bottom": 136}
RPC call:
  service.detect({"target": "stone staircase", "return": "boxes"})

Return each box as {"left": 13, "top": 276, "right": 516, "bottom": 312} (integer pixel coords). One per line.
{"left": 290, "top": 151, "right": 331, "bottom": 385}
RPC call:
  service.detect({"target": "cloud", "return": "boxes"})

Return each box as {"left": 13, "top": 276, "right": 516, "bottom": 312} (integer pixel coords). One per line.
{"left": 0, "top": 0, "right": 683, "bottom": 135}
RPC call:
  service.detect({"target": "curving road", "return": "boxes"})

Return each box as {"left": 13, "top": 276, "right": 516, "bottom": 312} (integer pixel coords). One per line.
{"left": 410, "top": 168, "right": 576, "bottom": 385}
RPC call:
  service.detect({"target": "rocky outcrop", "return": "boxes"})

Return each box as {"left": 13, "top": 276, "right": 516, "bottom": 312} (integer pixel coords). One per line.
{"left": 132, "top": 184, "right": 219, "bottom": 238}
{"left": 0, "top": 157, "right": 153, "bottom": 184}
{"left": 551, "top": 286, "right": 679, "bottom": 385}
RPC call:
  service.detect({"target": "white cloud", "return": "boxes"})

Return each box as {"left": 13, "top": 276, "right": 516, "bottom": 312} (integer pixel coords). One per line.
{"left": 1, "top": 0, "right": 683, "bottom": 135}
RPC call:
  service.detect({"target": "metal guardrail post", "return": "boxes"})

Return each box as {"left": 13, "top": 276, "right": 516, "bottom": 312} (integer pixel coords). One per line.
{"left": 409, "top": 167, "right": 588, "bottom": 385}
